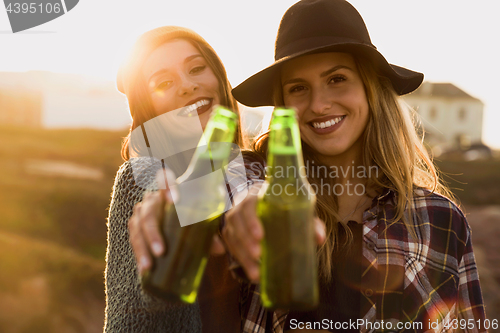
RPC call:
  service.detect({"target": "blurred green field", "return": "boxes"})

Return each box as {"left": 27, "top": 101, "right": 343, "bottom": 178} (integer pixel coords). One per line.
{"left": 435, "top": 158, "right": 500, "bottom": 206}
{"left": 0, "top": 125, "right": 127, "bottom": 259}
{"left": 0, "top": 125, "right": 126, "bottom": 332}
{"left": 0, "top": 231, "right": 104, "bottom": 333}
{"left": 0, "top": 125, "right": 498, "bottom": 332}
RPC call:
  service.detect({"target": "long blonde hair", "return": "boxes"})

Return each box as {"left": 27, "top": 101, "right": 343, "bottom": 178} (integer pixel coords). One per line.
{"left": 253, "top": 53, "right": 456, "bottom": 282}
{"left": 120, "top": 37, "right": 245, "bottom": 161}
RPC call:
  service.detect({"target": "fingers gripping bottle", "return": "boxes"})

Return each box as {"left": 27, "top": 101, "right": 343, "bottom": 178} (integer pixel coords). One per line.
{"left": 258, "top": 108, "right": 318, "bottom": 310}
{"left": 142, "top": 106, "right": 238, "bottom": 303}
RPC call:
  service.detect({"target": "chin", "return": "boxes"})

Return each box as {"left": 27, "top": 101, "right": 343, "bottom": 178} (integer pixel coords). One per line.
{"left": 307, "top": 139, "right": 343, "bottom": 156}
{"left": 199, "top": 110, "right": 214, "bottom": 129}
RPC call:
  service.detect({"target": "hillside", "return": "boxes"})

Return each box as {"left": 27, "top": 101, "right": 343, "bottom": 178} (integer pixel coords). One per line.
{"left": 0, "top": 126, "right": 126, "bottom": 332}
{"left": 0, "top": 231, "right": 104, "bottom": 333}
{"left": 0, "top": 126, "right": 126, "bottom": 259}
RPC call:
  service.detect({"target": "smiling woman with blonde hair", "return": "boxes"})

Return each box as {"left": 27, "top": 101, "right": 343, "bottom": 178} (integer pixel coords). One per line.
{"left": 224, "top": 0, "right": 487, "bottom": 331}
{"left": 117, "top": 26, "right": 244, "bottom": 162}
{"left": 105, "top": 26, "right": 249, "bottom": 333}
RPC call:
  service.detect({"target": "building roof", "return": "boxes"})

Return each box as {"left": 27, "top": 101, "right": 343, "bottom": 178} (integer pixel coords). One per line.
{"left": 408, "top": 82, "right": 481, "bottom": 101}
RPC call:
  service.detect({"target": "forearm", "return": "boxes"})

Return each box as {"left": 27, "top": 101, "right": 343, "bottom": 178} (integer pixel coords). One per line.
{"left": 104, "top": 161, "right": 202, "bottom": 332}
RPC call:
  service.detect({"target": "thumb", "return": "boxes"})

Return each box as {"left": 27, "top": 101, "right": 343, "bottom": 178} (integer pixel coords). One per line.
{"left": 314, "top": 217, "right": 326, "bottom": 245}
{"left": 155, "top": 168, "right": 179, "bottom": 203}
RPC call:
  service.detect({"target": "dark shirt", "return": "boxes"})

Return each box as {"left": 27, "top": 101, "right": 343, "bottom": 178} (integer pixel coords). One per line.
{"left": 198, "top": 254, "right": 241, "bottom": 333}
{"left": 284, "top": 221, "right": 363, "bottom": 332}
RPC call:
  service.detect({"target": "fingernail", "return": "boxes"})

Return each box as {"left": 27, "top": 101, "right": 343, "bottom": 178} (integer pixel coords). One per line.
{"left": 249, "top": 268, "right": 260, "bottom": 283}
{"left": 251, "top": 245, "right": 261, "bottom": 258}
{"left": 165, "top": 190, "right": 173, "bottom": 203}
{"left": 252, "top": 226, "right": 262, "bottom": 239}
{"left": 152, "top": 242, "right": 163, "bottom": 256}
{"left": 170, "top": 187, "right": 179, "bottom": 203}
{"left": 140, "top": 256, "right": 150, "bottom": 269}
{"left": 317, "top": 223, "right": 325, "bottom": 238}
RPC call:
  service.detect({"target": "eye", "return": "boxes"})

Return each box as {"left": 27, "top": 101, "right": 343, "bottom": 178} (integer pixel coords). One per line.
{"left": 156, "top": 80, "right": 172, "bottom": 90}
{"left": 329, "top": 75, "right": 347, "bottom": 84}
{"left": 190, "top": 65, "right": 206, "bottom": 74}
{"left": 288, "top": 85, "right": 307, "bottom": 94}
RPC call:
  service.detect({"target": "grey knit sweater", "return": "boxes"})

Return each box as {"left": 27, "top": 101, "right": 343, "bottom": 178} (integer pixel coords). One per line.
{"left": 104, "top": 159, "right": 203, "bottom": 333}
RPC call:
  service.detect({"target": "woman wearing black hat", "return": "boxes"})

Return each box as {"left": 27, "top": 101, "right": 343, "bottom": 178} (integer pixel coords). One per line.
{"left": 224, "top": 0, "right": 487, "bottom": 331}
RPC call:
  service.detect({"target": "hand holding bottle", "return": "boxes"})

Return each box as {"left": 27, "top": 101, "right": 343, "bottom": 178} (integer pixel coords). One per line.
{"left": 128, "top": 169, "right": 226, "bottom": 276}
{"left": 222, "top": 184, "right": 326, "bottom": 284}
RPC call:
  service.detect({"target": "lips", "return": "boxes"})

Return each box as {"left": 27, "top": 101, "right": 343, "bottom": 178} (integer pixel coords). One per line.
{"left": 308, "top": 115, "right": 346, "bottom": 134}
{"left": 177, "top": 98, "right": 213, "bottom": 117}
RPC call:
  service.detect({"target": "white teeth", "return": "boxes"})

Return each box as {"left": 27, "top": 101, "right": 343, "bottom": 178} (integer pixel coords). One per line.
{"left": 179, "top": 99, "right": 210, "bottom": 116}
{"left": 312, "top": 116, "right": 345, "bottom": 129}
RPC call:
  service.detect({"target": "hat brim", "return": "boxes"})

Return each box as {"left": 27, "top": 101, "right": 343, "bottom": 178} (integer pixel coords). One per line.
{"left": 232, "top": 43, "right": 423, "bottom": 107}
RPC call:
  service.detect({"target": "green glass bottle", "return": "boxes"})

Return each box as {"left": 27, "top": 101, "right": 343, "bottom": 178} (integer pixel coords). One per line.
{"left": 142, "top": 106, "right": 238, "bottom": 303}
{"left": 257, "top": 108, "right": 318, "bottom": 310}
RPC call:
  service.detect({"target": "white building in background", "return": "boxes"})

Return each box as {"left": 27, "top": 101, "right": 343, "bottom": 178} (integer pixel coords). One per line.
{"left": 403, "top": 82, "right": 484, "bottom": 149}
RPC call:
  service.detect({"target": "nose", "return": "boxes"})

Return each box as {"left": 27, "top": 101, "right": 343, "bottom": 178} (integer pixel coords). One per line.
{"left": 177, "top": 73, "right": 198, "bottom": 96}
{"left": 309, "top": 87, "right": 333, "bottom": 115}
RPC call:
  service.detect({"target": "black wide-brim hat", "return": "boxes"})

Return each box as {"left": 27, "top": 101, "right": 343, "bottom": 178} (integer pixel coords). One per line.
{"left": 232, "top": 0, "right": 424, "bottom": 107}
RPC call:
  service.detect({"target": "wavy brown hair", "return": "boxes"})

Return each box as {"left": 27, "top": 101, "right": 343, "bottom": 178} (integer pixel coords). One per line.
{"left": 253, "top": 53, "right": 456, "bottom": 282}
{"left": 120, "top": 37, "right": 245, "bottom": 161}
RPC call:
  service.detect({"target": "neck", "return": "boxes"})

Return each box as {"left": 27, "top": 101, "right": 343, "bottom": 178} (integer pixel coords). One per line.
{"left": 317, "top": 146, "right": 364, "bottom": 186}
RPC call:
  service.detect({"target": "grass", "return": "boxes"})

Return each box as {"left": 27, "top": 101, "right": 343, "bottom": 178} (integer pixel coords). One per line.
{"left": 0, "top": 231, "right": 105, "bottom": 333}
{"left": 0, "top": 125, "right": 127, "bottom": 259}
{"left": 0, "top": 125, "right": 125, "bottom": 332}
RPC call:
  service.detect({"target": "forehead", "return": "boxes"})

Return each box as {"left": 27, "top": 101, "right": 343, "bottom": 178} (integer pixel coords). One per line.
{"left": 281, "top": 52, "right": 356, "bottom": 80}
{"left": 142, "top": 39, "right": 201, "bottom": 79}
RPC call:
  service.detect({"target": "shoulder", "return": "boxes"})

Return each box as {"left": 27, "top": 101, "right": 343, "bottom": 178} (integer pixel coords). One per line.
{"left": 110, "top": 158, "right": 162, "bottom": 207}
{"left": 412, "top": 188, "right": 467, "bottom": 225}
{"left": 410, "top": 188, "right": 471, "bottom": 252}
{"left": 413, "top": 188, "right": 465, "bottom": 218}
{"left": 241, "top": 150, "right": 266, "bottom": 180}
{"left": 113, "top": 157, "right": 162, "bottom": 191}
{"left": 225, "top": 150, "right": 266, "bottom": 182}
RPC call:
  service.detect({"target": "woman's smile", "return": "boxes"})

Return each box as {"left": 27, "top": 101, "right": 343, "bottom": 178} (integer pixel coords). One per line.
{"left": 281, "top": 52, "right": 369, "bottom": 161}
{"left": 142, "top": 39, "right": 220, "bottom": 129}
{"left": 309, "top": 114, "right": 346, "bottom": 134}
{"left": 178, "top": 98, "right": 214, "bottom": 117}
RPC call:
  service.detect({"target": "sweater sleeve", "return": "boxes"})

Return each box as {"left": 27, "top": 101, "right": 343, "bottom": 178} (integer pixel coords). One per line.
{"left": 104, "top": 160, "right": 202, "bottom": 333}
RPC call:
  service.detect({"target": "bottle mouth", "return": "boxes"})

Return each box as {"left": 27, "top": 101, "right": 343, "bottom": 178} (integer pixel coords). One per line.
{"left": 273, "top": 108, "right": 297, "bottom": 118}
{"left": 211, "top": 106, "right": 238, "bottom": 121}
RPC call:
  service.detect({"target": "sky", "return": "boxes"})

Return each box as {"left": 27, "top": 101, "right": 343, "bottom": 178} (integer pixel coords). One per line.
{"left": 1, "top": 0, "right": 499, "bottom": 148}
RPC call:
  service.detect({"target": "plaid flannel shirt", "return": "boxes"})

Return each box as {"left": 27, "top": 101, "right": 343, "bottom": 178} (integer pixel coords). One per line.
{"left": 230, "top": 182, "right": 487, "bottom": 333}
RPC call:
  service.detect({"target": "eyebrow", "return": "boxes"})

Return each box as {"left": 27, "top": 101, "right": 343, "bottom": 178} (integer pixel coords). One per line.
{"left": 282, "top": 65, "right": 353, "bottom": 86}
{"left": 148, "top": 54, "right": 204, "bottom": 82}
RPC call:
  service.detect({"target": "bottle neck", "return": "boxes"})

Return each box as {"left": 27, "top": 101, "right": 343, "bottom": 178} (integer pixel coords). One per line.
{"left": 266, "top": 121, "right": 307, "bottom": 184}
{"left": 178, "top": 118, "right": 235, "bottom": 183}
